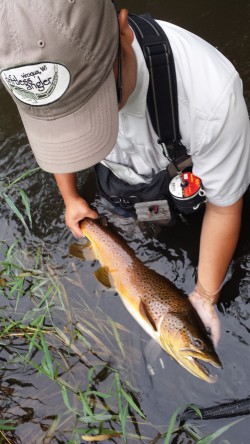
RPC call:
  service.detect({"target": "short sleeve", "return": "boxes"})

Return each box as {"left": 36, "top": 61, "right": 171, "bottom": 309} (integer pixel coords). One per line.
{"left": 192, "top": 74, "right": 250, "bottom": 206}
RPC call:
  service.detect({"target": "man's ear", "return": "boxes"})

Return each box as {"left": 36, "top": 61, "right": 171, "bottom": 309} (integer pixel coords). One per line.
{"left": 118, "top": 9, "right": 134, "bottom": 43}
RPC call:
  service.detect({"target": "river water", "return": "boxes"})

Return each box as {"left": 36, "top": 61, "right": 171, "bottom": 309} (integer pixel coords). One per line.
{"left": 0, "top": 1, "right": 249, "bottom": 443}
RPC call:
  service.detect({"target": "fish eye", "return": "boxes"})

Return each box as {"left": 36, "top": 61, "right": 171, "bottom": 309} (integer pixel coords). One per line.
{"left": 192, "top": 338, "right": 204, "bottom": 349}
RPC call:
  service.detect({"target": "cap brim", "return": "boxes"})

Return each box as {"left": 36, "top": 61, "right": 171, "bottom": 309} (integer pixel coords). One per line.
{"left": 19, "top": 71, "right": 118, "bottom": 173}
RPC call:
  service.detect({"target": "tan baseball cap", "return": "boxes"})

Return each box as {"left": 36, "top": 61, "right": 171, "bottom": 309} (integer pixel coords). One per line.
{"left": 0, "top": 0, "right": 119, "bottom": 173}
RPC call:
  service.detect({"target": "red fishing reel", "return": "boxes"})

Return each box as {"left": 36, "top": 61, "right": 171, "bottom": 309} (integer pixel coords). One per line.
{"left": 169, "top": 171, "right": 207, "bottom": 214}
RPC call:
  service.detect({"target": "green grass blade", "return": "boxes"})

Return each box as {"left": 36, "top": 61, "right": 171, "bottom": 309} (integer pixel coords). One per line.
{"left": 7, "top": 279, "right": 22, "bottom": 298}
{"left": 114, "top": 372, "right": 123, "bottom": 417}
{"left": 107, "top": 316, "right": 125, "bottom": 358}
{"left": 121, "top": 401, "right": 129, "bottom": 443}
{"left": 61, "top": 386, "right": 77, "bottom": 414}
{"left": 78, "top": 389, "right": 95, "bottom": 419}
{"left": 37, "top": 285, "right": 55, "bottom": 308}
{"left": 164, "top": 406, "right": 186, "bottom": 444}
{"left": 38, "top": 328, "right": 54, "bottom": 378}
{"left": 84, "top": 390, "right": 113, "bottom": 400}
{"left": 6, "top": 240, "right": 19, "bottom": 262}
{"left": 2, "top": 167, "right": 40, "bottom": 191}
{"left": 25, "top": 328, "right": 40, "bottom": 359}
{"left": 15, "top": 277, "right": 25, "bottom": 310}
{"left": 19, "top": 188, "right": 32, "bottom": 226}
{"left": 121, "top": 388, "right": 147, "bottom": 420}
{"left": 163, "top": 404, "right": 203, "bottom": 444}
{"left": 2, "top": 192, "right": 30, "bottom": 232}
{"left": 0, "top": 421, "right": 16, "bottom": 431}
{"left": 197, "top": 417, "right": 245, "bottom": 444}
{"left": 78, "top": 413, "right": 118, "bottom": 423}
{"left": 182, "top": 423, "right": 202, "bottom": 440}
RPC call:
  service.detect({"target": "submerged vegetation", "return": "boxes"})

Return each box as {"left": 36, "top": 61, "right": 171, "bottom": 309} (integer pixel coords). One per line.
{"left": 0, "top": 167, "right": 40, "bottom": 233}
{"left": 0, "top": 172, "right": 246, "bottom": 442}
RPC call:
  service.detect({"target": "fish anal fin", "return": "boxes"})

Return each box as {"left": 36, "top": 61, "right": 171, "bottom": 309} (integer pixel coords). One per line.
{"left": 69, "top": 241, "right": 96, "bottom": 261}
{"left": 139, "top": 300, "right": 157, "bottom": 331}
{"left": 94, "top": 267, "right": 112, "bottom": 288}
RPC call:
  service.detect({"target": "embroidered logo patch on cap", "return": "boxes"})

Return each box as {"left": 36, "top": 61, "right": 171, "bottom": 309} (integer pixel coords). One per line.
{"left": 0, "top": 62, "right": 70, "bottom": 106}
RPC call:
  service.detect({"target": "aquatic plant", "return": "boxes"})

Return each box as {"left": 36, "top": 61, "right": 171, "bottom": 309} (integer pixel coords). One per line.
{"left": 162, "top": 405, "right": 244, "bottom": 444}
{"left": 0, "top": 167, "right": 40, "bottom": 232}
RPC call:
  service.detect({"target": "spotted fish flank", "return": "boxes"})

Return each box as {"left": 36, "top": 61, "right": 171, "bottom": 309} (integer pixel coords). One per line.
{"left": 79, "top": 218, "right": 222, "bottom": 383}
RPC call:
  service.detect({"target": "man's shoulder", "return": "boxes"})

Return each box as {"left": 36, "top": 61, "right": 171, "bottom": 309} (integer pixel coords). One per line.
{"left": 155, "top": 20, "right": 238, "bottom": 116}
{"left": 156, "top": 20, "right": 236, "bottom": 77}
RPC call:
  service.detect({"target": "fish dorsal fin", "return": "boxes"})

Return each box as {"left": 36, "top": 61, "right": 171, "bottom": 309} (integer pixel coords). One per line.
{"left": 139, "top": 300, "right": 157, "bottom": 331}
{"left": 69, "top": 241, "right": 96, "bottom": 261}
{"left": 94, "top": 267, "right": 112, "bottom": 288}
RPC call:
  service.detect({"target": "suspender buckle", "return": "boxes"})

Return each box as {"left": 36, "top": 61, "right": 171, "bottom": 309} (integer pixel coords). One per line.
{"left": 159, "top": 141, "right": 175, "bottom": 160}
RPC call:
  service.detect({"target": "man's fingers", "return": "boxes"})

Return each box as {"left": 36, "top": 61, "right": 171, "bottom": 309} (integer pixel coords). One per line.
{"left": 69, "top": 226, "right": 83, "bottom": 238}
{"left": 209, "top": 308, "right": 221, "bottom": 347}
{"left": 204, "top": 315, "right": 220, "bottom": 347}
{"left": 188, "top": 290, "right": 221, "bottom": 347}
{"left": 88, "top": 209, "right": 99, "bottom": 219}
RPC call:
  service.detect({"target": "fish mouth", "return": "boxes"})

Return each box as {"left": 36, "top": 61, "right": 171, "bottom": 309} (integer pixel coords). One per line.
{"left": 183, "top": 356, "right": 218, "bottom": 383}
{"left": 160, "top": 341, "right": 221, "bottom": 383}
{"left": 171, "top": 347, "right": 223, "bottom": 383}
{"left": 161, "top": 344, "right": 222, "bottom": 383}
{"left": 179, "top": 347, "right": 222, "bottom": 367}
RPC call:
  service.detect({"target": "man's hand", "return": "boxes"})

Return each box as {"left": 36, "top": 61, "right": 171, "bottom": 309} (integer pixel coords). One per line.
{"left": 53, "top": 172, "right": 99, "bottom": 237}
{"left": 188, "top": 290, "right": 220, "bottom": 347}
{"left": 65, "top": 196, "right": 98, "bottom": 238}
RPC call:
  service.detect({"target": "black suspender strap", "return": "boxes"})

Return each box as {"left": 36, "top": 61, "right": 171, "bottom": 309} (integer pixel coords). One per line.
{"left": 128, "top": 13, "right": 189, "bottom": 165}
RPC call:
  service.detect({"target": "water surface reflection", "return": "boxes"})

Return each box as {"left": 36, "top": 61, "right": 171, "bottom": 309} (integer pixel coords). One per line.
{"left": 0, "top": 1, "right": 249, "bottom": 442}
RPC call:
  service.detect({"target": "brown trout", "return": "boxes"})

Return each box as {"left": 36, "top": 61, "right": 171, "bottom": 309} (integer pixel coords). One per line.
{"left": 77, "top": 218, "right": 222, "bottom": 382}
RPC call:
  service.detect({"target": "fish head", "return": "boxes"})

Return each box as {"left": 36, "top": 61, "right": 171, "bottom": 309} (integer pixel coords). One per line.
{"left": 158, "top": 311, "right": 222, "bottom": 383}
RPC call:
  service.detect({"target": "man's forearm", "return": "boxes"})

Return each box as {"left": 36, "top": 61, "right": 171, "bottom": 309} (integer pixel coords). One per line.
{"left": 54, "top": 172, "right": 79, "bottom": 204}
{"left": 197, "top": 198, "right": 243, "bottom": 301}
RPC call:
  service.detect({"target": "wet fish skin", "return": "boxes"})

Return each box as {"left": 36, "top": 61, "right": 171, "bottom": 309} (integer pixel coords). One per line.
{"left": 80, "top": 218, "right": 222, "bottom": 383}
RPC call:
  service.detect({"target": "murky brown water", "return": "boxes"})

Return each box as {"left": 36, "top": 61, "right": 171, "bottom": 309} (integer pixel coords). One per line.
{"left": 0, "top": 1, "right": 249, "bottom": 443}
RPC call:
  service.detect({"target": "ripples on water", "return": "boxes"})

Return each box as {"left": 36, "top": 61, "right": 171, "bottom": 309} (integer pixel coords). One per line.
{"left": 0, "top": 1, "right": 250, "bottom": 442}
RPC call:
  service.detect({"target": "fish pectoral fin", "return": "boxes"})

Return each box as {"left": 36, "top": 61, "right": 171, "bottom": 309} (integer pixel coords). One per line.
{"left": 69, "top": 241, "right": 96, "bottom": 261}
{"left": 139, "top": 301, "right": 157, "bottom": 331}
{"left": 94, "top": 267, "right": 112, "bottom": 288}
{"left": 98, "top": 215, "right": 109, "bottom": 227}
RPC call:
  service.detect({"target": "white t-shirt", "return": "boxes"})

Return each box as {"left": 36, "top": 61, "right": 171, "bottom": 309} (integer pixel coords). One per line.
{"left": 103, "top": 20, "right": 250, "bottom": 206}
